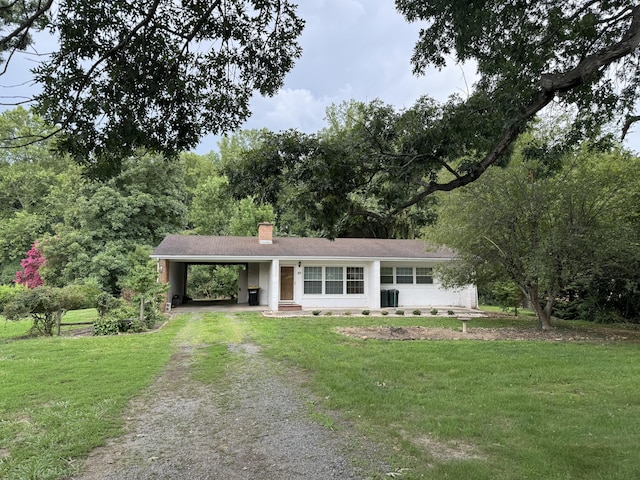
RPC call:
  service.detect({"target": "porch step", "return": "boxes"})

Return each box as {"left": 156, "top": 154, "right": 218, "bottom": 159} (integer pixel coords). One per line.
{"left": 278, "top": 303, "right": 302, "bottom": 311}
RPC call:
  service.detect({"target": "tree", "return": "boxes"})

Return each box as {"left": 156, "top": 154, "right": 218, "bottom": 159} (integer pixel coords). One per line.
{"left": 0, "top": 108, "right": 81, "bottom": 283}
{"left": 40, "top": 152, "right": 189, "bottom": 293}
{"left": 224, "top": 100, "right": 438, "bottom": 238}
{"left": 392, "top": 1, "right": 640, "bottom": 204}
{"left": 0, "top": 1, "right": 304, "bottom": 175}
{"left": 3, "top": 286, "right": 73, "bottom": 336}
{"left": 228, "top": 3, "right": 640, "bottom": 233}
{"left": 120, "top": 246, "right": 167, "bottom": 323}
{"left": 14, "top": 242, "right": 45, "bottom": 289}
{"left": 424, "top": 141, "right": 640, "bottom": 329}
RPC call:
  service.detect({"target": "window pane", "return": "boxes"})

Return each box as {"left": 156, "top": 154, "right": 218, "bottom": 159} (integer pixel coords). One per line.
{"left": 304, "top": 267, "right": 323, "bottom": 294}
{"left": 325, "top": 281, "right": 343, "bottom": 294}
{"left": 326, "top": 267, "right": 343, "bottom": 280}
{"left": 304, "top": 266, "right": 322, "bottom": 280}
{"left": 380, "top": 267, "right": 393, "bottom": 284}
{"left": 347, "top": 267, "right": 364, "bottom": 294}
{"left": 347, "top": 267, "right": 364, "bottom": 280}
{"left": 304, "top": 281, "right": 322, "bottom": 294}
{"left": 416, "top": 267, "right": 433, "bottom": 284}
{"left": 396, "top": 267, "right": 413, "bottom": 284}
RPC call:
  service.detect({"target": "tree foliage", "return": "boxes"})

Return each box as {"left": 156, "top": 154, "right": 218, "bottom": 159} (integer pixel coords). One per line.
{"left": 120, "top": 246, "right": 167, "bottom": 323}
{"left": 3, "top": 285, "right": 79, "bottom": 336}
{"left": 40, "top": 152, "right": 189, "bottom": 293}
{"left": 14, "top": 242, "right": 44, "bottom": 289}
{"left": 425, "top": 139, "right": 640, "bottom": 328}
{"left": 224, "top": 101, "right": 438, "bottom": 238}
{"left": 394, "top": 0, "right": 640, "bottom": 202}
{"left": 226, "top": 3, "right": 640, "bottom": 234}
{"left": 0, "top": 1, "right": 304, "bottom": 175}
{"left": 0, "top": 108, "right": 79, "bottom": 283}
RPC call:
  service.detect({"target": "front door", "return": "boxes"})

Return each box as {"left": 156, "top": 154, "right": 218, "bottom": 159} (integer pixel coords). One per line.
{"left": 280, "top": 266, "right": 294, "bottom": 301}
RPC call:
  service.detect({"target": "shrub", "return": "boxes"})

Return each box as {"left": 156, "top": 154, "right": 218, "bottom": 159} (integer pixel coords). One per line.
{"left": 324, "top": 311, "right": 333, "bottom": 316}
{"left": 395, "top": 309, "right": 405, "bottom": 315}
{"left": 61, "top": 280, "right": 103, "bottom": 310}
{"left": 143, "top": 304, "right": 164, "bottom": 328}
{"left": 344, "top": 310, "right": 352, "bottom": 316}
{"left": 413, "top": 309, "right": 422, "bottom": 315}
{"left": 93, "top": 317, "right": 120, "bottom": 336}
{"left": 96, "top": 293, "right": 122, "bottom": 317}
{"left": 447, "top": 310, "right": 455, "bottom": 316}
{"left": 0, "top": 284, "right": 27, "bottom": 312}
{"left": 381, "top": 310, "right": 389, "bottom": 315}
{"left": 362, "top": 310, "right": 370, "bottom": 316}
{"left": 3, "top": 286, "right": 67, "bottom": 336}
{"left": 430, "top": 308, "right": 439, "bottom": 315}
{"left": 312, "top": 310, "right": 321, "bottom": 316}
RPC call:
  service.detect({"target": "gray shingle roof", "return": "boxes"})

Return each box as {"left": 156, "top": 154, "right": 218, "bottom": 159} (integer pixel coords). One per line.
{"left": 151, "top": 234, "right": 453, "bottom": 260}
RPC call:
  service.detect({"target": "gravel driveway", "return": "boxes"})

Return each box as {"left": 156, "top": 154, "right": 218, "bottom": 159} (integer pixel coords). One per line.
{"left": 69, "top": 317, "right": 387, "bottom": 480}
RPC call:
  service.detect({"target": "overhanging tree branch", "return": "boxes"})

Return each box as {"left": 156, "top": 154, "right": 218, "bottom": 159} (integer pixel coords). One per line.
{"left": 393, "top": 5, "right": 640, "bottom": 214}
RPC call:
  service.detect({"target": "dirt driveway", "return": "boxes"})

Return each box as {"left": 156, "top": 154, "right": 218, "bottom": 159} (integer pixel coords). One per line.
{"left": 68, "top": 316, "right": 386, "bottom": 480}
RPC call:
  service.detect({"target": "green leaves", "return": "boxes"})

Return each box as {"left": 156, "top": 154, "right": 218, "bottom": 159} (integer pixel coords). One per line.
{"left": 2, "top": 1, "right": 303, "bottom": 172}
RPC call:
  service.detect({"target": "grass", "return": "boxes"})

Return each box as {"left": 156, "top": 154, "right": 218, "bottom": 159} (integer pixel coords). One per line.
{"left": 0, "top": 316, "right": 184, "bottom": 480}
{"left": 2, "top": 310, "right": 640, "bottom": 479}
{"left": 0, "top": 309, "right": 98, "bottom": 340}
{"left": 238, "top": 313, "right": 640, "bottom": 479}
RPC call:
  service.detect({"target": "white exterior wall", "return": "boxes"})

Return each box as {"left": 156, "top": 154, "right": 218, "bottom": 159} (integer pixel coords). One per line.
{"left": 295, "top": 260, "right": 374, "bottom": 310}
{"left": 380, "top": 261, "right": 477, "bottom": 309}
{"left": 168, "top": 261, "right": 186, "bottom": 304}
{"left": 267, "top": 259, "right": 279, "bottom": 310}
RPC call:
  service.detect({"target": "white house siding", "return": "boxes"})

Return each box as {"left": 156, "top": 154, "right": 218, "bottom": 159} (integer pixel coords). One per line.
{"left": 296, "top": 260, "right": 374, "bottom": 310}
{"left": 168, "top": 261, "right": 186, "bottom": 305}
{"left": 380, "top": 262, "right": 477, "bottom": 309}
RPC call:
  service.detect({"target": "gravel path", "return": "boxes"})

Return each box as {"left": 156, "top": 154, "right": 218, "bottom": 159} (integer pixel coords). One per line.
{"left": 69, "top": 318, "right": 386, "bottom": 480}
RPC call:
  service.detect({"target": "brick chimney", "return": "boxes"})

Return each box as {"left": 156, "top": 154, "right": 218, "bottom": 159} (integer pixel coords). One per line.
{"left": 258, "top": 222, "right": 273, "bottom": 244}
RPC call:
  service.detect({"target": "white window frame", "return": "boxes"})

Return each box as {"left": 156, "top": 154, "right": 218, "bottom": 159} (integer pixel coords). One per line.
{"left": 302, "top": 265, "right": 365, "bottom": 295}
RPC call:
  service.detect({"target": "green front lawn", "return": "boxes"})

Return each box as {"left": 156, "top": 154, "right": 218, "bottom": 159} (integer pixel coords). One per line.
{"left": 2, "top": 312, "right": 639, "bottom": 479}
{"left": 0, "top": 316, "right": 183, "bottom": 479}
{"left": 242, "top": 313, "right": 640, "bottom": 479}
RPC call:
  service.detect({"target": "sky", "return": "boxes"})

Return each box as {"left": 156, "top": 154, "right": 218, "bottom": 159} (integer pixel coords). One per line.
{"left": 196, "top": 0, "right": 640, "bottom": 155}
{"left": 1, "top": 1, "right": 637, "bottom": 155}
{"left": 196, "top": 0, "right": 478, "bottom": 154}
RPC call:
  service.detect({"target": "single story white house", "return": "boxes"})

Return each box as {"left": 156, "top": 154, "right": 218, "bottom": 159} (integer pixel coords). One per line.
{"left": 151, "top": 223, "right": 477, "bottom": 312}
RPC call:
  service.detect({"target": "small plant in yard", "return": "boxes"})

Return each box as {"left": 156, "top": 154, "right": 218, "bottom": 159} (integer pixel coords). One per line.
{"left": 93, "top": 317, "right": 121, "bottom": 336}
{"left": 447, "top": 310, "right": 455, "bottom": 316}
{"left": 395, "top": 309, "right": 405, "bottom": 315}
{"left": 381, "top": 310, "right": 389, "bottom": 316}
{"left": 344, "top": 310, "right": 352, "bottom": 316}
{"left": 430, "top": 308, "right": 439, "bottom": 315}
{"left": 312, "top": 310, "right": 321, "bottom": 316}
{"left": 362, "top": 310, "right": 370, "bottom": 315}
{"left": 324, "top": 310, "right": 333, "bottom": 316}
{"left": 413, "top": 309, "right": 422, "bottom": 315}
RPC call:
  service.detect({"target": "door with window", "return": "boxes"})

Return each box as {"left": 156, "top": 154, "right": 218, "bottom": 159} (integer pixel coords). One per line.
{"left": 280, "top": 266, "right": 294, "bottom": 301}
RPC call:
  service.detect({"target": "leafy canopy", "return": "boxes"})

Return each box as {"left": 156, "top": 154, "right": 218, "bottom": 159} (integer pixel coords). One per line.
{"left": 0, "top": 1, "right": 304, "bottom": 175}
{"left": 394, "top": 0, "right": 640, "bottom": 201}
{"left": 425, "top": 138, "right": 640, "bottom": 328}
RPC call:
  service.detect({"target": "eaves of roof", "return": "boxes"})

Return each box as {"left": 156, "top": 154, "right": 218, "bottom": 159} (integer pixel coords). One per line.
{"left": 151, "top": 234, "right": 455, "bottom": 261}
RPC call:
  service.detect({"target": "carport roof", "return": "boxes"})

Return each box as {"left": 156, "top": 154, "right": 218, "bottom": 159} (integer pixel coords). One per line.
{"left": 151, "top": 234, "right": 454, "bottom": 261}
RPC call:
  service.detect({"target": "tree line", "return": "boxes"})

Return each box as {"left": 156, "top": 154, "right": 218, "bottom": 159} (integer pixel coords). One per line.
{"left": 2, "top": 103, "right": 640, "bottom": 330}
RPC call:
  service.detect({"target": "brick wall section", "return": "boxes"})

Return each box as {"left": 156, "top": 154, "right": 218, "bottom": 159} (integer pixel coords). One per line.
{"left": 258, "top": 222, "right": 273, "bottom": 244}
